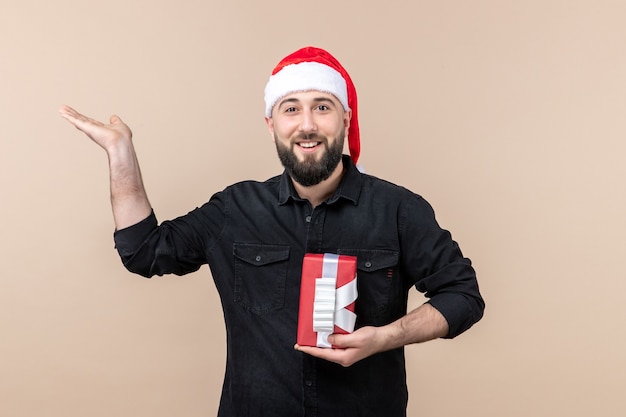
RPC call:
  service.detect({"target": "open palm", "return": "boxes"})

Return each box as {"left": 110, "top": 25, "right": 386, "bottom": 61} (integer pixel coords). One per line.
{"left": 59, "top": 105, "right": 132, "bottom": 151}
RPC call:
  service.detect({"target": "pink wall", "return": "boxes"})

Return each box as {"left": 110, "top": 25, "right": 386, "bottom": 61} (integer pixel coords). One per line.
{"left": 1, "top": 1, "right": 625, "bottom": 415}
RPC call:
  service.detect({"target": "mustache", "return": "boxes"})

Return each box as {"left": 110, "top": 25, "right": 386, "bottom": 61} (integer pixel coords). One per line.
{"left": 295, "top": 133, "right": 327, "bottom": 142}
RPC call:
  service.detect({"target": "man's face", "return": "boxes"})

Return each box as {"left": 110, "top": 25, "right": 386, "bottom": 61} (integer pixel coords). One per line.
{"left": 266, "top": 91, "right": 351, "bottom": 187}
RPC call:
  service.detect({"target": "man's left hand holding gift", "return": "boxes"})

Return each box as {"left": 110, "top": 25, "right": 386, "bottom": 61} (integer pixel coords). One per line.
{"left": 295, "top": 303, "right": 449, "bottom": 367}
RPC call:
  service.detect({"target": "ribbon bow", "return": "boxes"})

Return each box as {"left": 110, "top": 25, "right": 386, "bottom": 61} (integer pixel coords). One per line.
{"left": 312, "top": 253, "right": 358, "bottom": 347}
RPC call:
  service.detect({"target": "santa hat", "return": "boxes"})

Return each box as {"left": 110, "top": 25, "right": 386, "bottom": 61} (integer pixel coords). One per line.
{"left": 264, "top": 46, "right": 360, "bottom": 164}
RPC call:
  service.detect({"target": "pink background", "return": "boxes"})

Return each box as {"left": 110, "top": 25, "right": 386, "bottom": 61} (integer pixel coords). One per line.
{"left": 1, "top": 1, "right": 625, "bottom": 415}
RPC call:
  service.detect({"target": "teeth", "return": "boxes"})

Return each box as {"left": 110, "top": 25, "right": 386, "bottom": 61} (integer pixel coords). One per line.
{"left": 300, "top": 142, "right": 319, "bottom": 148}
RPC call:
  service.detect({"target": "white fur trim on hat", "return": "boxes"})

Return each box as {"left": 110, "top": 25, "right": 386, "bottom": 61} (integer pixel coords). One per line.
{"left": 264, "top": 61, "right": 349, "bottom": 117}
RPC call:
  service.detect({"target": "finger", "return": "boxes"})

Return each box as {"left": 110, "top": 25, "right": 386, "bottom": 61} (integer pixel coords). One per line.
{"left": 295, "top": 344, "right": 349, "bottom": 358}
{"left": 59, "top": 105, "right": 86, "bottom": 122}
{"left": 296, "top": 344, "right": 336, "bottom": 358}
{"left": 60, "top": 107, "right": 105, "bottom": 132}
{"left": 296, "top": 345, "right": 356, "bottom": 367}
{"left": 59, "top": 105, "right": 99, "bottom": 124}
{"left": 295, "top": 344, "right": 326, "bottom": 355}
{"left": 62, "top": 114, "right": 99, "bottom": 133}
{"left": 58, "top": 104, "right": 75, "bottom": 115}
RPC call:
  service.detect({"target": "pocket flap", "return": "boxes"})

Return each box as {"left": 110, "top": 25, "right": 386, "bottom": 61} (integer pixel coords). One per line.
{"left": 338, "top": 249, "right": 399, "bottom": 272}
{"left": 233, "top": 243, "right": 290, "bottom": 266}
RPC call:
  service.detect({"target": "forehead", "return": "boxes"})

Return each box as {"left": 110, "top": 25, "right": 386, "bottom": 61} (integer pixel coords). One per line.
{"left": 278, "top": 90, "right": 342, "bottom": 105}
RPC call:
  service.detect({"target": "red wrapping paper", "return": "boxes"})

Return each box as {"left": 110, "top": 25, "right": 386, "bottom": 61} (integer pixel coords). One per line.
{"left": 297, "top": 253, "right": 358, "bottom": 347}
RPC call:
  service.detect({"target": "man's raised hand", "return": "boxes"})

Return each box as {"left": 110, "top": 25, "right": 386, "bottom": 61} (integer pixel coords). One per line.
{"left": 59, "top": 105, "right": 132, "bottom": 153}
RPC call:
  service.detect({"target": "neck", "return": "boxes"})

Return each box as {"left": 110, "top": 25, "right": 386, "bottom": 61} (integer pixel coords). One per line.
{"left": 292, "top": 160, "right": 345, "bottom": 208}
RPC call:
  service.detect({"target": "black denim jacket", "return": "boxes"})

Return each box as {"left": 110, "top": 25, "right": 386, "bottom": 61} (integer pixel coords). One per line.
{"left": 114, "top": 156, "right": 484, "bottom": 417}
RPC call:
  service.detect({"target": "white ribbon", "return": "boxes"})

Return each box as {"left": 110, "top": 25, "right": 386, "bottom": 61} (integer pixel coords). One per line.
{"left": 312, "top": 253, "right": 358, "bottom": 347}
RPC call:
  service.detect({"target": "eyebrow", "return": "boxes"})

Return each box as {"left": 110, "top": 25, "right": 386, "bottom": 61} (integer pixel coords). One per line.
{"left": 277, "top": 96, "right": 337, "bottom": 109}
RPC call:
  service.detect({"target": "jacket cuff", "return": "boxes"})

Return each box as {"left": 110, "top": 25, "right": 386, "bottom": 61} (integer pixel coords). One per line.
{"left": 113, "top": 210, "right": 157, "bottom": 257}
{"left": 427, "top": 293, "right": 481, "bottom": 339}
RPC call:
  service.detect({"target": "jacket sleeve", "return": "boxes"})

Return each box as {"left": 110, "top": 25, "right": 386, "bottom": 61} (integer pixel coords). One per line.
{"left": 400, "top": 195, "right": 485, "bottom": 338}
{"left": 113, "top": 191, "right": 227, "bottom": 278}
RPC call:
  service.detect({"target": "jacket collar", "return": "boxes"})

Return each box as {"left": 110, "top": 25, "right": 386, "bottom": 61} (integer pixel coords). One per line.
{"left": 278, "top": 155, "right": 362, "bottom": 206}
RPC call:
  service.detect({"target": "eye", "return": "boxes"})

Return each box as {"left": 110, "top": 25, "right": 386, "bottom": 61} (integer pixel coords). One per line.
{"left": 284, "top": 106, "right": 298, "bottom": 113}
{"left": 316, "top": 104, "right": 330, "bottom": 111}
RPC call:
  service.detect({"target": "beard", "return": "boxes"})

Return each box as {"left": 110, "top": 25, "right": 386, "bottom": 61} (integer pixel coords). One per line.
{"left": 275, "top": 131, "right": 345, "bottom": 187}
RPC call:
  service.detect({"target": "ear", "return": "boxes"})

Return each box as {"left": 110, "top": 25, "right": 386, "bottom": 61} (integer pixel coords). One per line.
{"left": 343, "top": 109, "right": 352, "bottom": 137}
{"left": 265, "top": 116, "right": 276, "bottom": 142}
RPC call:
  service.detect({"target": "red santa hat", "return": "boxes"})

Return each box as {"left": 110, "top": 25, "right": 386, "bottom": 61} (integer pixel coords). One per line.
{"left": 264, "top": 46, "right": 360, "bottom": 164}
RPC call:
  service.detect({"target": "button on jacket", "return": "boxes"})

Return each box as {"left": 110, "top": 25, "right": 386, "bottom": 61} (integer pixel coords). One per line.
{"left": 114, "top": 155, "right": 485, "bottom": 417}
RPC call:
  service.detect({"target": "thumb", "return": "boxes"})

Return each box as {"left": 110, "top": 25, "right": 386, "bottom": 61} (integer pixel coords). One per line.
{"left": 109, "top": 114, "right": 123, "bottom": 125}
{"left": 327, "top": 333, "right": 349, "bottom": 348}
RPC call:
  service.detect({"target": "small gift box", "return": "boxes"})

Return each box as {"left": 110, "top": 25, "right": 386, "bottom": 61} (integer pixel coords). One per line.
{"left": 297, "top": 253, "right": 358, "bottom": 348}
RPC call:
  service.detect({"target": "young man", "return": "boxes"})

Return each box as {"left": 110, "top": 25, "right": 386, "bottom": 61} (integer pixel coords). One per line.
{"left": 60, "top": 46, "right": 484, "bottom": 417}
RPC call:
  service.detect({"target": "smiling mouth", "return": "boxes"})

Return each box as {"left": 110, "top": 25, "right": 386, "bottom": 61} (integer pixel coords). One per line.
{"left": 297, "top": 141, "right": 322, "bottom": 149}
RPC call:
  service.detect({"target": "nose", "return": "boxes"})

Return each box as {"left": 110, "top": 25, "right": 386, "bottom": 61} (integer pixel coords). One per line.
{"left": 298, "top": 108, "right": 317, "bottom": 134}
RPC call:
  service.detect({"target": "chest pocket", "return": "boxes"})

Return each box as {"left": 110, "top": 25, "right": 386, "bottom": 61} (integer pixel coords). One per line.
{"left": 233, "top": 243, "right": 291, "bottom": 315}
{"left": 337, "top": 249, "right": 400, "bottom": 325}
